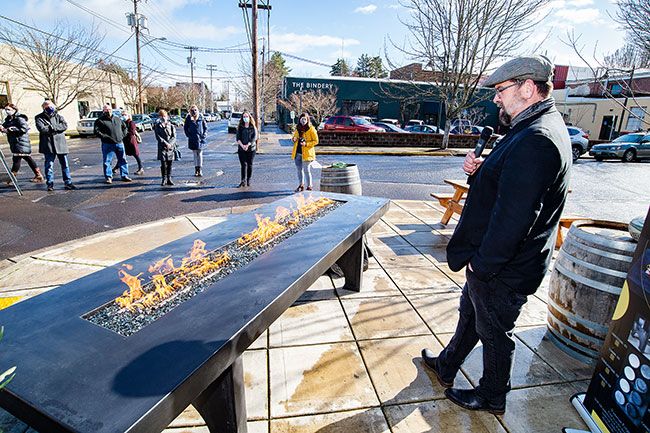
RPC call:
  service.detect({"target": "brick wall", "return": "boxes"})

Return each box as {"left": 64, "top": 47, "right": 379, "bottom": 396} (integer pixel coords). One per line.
{"left": 317, "top": 130, "right": 496, "bottom": 148}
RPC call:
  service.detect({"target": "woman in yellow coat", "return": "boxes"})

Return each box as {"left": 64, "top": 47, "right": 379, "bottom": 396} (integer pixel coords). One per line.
{"left": 291, "top": 112, "right": 319, "bottom": 191}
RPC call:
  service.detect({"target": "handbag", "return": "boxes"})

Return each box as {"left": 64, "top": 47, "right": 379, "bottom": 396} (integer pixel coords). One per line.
{"left": 173, "top": 147, "right": 182, "bottom": 160}
{"left": 135, "top": 132, "right": 142, "bottom": 143}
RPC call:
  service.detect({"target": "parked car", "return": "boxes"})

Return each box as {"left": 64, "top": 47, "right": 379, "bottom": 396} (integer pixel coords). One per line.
{"left": 228, "top": 111, "right": 243, "bottom": 133}
{"left": 211, "top": 112, "right": 222, "bottom": 121}
{"left": 149, "top": 113, "right": 160, "bottom": 123}
{"left": 589, "top": 132, "right": 650, "bottom": 162}
{"left": 449, "top": 125, "right": 484, "bottom": 135}
{"left": 131, "top": 114, "right": 153, "bottom": 132}
{"left": 567, "top": 126, "right": 589, "bottom": 162}
{"left": 405, "top": 124, "right": 443, "bottom": 134}
{"left": 170, "top": 115, "right": 184, "bottom": 127}
{"left": 373, "top": 122, "right": 409, "bottom": 133}
{"left": 404, "top": 119, "right": 424, "bottom": 128}
{"left": 76, "top": 109, "right": 122, "bottom": 136}
{"left": 323, "top": 116, "right": 384, "bottom": 132}
{"left": 378, "top": 118, "right": 400, "bottom": 125}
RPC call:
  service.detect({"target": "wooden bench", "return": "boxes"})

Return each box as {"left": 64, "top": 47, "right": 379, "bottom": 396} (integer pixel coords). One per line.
{"left": 0, "top": 193, "right": 389, "bottom": 433}
{"left": 432, "top": 179, "right": 469, "bottom": 225}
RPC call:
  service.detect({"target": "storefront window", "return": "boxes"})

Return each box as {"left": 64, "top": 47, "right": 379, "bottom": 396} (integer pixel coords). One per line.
{"left": 342, "top": 100, "right": 379, "bottom": 117}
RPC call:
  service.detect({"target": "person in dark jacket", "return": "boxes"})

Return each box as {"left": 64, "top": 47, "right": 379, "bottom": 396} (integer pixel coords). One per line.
{"left": 183, "top": 104, "right": 208, "bottom": 177}
{"left": 235, "top": 110, "right": 257, "bottom": 187}
{"left": 35, "top": 100, "right": 76, "bottom": 192}
{"left": 95, "top": 104, "right": 129, "bottom": 184}
{"left": 122, "top": 112, "right": 144, "bottom": 175}
{"left": 1, "top": 103, "right": 43, "bottom": 184}
{"left": 421, "top": 56, "right": 572, "bottom": 414}
{"left": 154, "top": 109, "right": 178, "bottom": 186}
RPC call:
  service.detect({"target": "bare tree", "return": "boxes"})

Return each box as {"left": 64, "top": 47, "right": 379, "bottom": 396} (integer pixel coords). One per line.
{"left": 613, "top": 0, "right": 650, "bottom": 57}
{"left": 145, "top": 86, "right": 184, "bottom": 113}
{"left": 0, "top": 21, "right": 105, "bottom": 110}
{"left": 97, "top": 62, "right": 158, "bottom": 113}
{"left": 279, "top": 89, "right": 339, "bottom": 125}
{"left": 389, "top": 0, "right": 550, "bottom": 148}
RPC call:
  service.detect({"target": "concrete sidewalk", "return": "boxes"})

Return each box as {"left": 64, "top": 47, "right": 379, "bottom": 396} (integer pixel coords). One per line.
{"left": 0, "top": 199, "right": 591, "bottom": 433}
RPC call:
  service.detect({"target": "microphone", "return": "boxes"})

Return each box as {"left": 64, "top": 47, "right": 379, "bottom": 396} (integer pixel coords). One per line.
{"left": 474, "top": 126, "right": 494, "bottom": 158}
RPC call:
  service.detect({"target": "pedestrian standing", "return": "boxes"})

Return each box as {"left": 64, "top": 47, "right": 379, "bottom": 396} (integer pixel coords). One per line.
{"left": 154, "top": 109, "right": 178, "bottom": 186}
{"left": 291, "top": 112, "right": 319, "bottom": 191}
{"left": 122, "top": 112, "right": 144, "bottom": 175}
{"left": 183, "top": 104, "right": 208, "bottom": 177}
{"left": 1, "top": 103, "right": 43, "bottom": 184}
{"left": 95, "top": 104, "right": 130, "bottom": 184}
{"left": 421, "top": 55, "right": 572, "bottom": 415}
{"left": 235, "top": 111, "right": 257, "bottom": 188}
{"left": 35, "top": 100, "right": 76, "bottom": 192}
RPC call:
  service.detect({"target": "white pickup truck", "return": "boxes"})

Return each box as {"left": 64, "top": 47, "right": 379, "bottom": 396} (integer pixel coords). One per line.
{"left": 76, "top": 109, "right": 123, "bottom": 136}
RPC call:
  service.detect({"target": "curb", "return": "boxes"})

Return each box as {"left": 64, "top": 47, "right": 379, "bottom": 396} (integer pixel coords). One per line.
{"left": 317, "top": 149, "right": 464, "bottom": 157}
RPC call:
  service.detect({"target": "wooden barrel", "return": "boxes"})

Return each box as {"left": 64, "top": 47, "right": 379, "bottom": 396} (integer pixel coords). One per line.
{"left": 547, "top": 220, "right": 636, "bottom": 364}
{"left": 320, "top": 164, "right": 362, "bottom": 195}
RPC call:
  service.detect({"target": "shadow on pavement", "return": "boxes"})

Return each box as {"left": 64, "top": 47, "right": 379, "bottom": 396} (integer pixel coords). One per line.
{"left": 181, "top": 190, "right": 290, "bottom": 203}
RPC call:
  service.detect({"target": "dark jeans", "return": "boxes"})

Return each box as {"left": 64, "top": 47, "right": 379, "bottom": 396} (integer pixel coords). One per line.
{"left": 437, "top": 270, "right": 528, "bottom": 404}
{"left": 102, "top": 142, "right": 128, "bottom": 179}
{"left": 43, "top": 153, "right": 72, "bottom": 186}
{"left": 11, "top": 155, "right": 38, "bottom": 174}
{"left": 238, "top": 149, "right": 255, "bottom": 181}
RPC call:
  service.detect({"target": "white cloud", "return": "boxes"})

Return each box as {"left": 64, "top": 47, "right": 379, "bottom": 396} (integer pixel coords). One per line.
{"left": 387, "top": 4, "right": 401, "bottom": 9}
{"left": 271, "top": 33, "right": 360, "bottom": 54}
{"left": 354, "top": 4, "right": 378, "bottom": 14}
{"left": 329, "top": 49, "right": 354, "bottom": 60}
{"left": 554, "top": 8, "right": 600, "bottom": 23}
{"left": 567, "top": 0, "right": 593, "bottom": 6}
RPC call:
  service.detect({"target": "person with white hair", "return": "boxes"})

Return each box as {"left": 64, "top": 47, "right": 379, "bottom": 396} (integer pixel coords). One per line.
{"left": 34, "top": 100, "right": 76, "bottom": 192}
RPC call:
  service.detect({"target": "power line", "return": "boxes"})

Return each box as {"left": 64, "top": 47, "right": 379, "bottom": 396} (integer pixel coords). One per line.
{"left": 63, "top": 0, "right": 132, "bottom": 34}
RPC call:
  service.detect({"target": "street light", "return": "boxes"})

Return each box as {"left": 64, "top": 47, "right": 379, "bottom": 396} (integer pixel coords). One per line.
{"left": 141, "top": 36, "right": 166, "bottom": 49}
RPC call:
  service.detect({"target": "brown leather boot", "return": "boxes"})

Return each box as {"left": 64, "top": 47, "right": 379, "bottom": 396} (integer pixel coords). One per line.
{"left": 31, "top": 168, "right": 44, "bottom": 183}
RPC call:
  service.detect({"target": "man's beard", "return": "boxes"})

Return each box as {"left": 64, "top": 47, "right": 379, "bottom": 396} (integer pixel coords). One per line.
{"left": 498, "top": 108, "right": 512, "bottom": 127}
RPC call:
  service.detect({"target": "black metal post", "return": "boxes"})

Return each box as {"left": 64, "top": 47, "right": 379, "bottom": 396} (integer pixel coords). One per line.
{"left": 193, "top": 356, "right": 247, "bottom": 433}
{"left": 0, "top": 147, "right": 22, "bottom": 196}
{"left": 336, "top": 237, "right": 364, "bottom": 292}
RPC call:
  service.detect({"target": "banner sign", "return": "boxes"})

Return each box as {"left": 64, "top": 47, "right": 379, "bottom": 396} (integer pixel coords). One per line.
{"left": 584, "top": 207, "right": 650, "bottom": 432}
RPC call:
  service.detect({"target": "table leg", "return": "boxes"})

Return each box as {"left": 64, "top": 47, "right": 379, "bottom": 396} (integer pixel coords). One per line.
{"left": 193, "top": 356, "right": 247, "bottom": 433}
{"left": 441, "top": 188, "right": 464, "bottom": 225}
{"left": 336, "top": 237, "right": 364, "bottom": 292}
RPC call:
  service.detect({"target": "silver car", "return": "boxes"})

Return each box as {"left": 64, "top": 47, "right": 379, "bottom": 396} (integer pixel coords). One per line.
{"left": 567, "top": 126, "right": 590, "bottom": 162}
{"left": 589, "top": 132, "right": 650, "bottom": 162}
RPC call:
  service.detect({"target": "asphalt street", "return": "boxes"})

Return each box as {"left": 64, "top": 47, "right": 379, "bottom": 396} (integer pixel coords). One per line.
{"left": 0, "top": 119, "right": 648, "bottom": 260}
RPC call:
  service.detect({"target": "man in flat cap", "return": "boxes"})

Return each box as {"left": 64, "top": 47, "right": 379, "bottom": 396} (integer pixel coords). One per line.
{"left": 421, "top": 55, "right": 572, "bottom": 414}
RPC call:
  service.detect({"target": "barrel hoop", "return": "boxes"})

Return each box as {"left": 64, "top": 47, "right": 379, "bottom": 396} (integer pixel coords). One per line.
{"left": 545, "top": 327, "right": 599, "bottom": 365}
{"left": 321, "top": 179, "right": 362, "bottom": 185}
{"left": 553, "top": 260, "right": 623, "bottom": 296}
{"left": 562, "top": 236, "right": 634, "bottom": 263}
{"left": 547, "top": 297, "right": 610, "bottom": 334}
{"left": 568, "top": 224, "right": 636, "bottom": 253}
{"left": 557, "top": 247, "right": 630, "bottom": 279}
{"left": 547, "top": 311, "right": 605, "bottom": 346}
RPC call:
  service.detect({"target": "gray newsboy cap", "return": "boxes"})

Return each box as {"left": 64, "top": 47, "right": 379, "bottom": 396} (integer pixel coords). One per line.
{"left": 483, "top": 55, "right": 554, "bottom": 88}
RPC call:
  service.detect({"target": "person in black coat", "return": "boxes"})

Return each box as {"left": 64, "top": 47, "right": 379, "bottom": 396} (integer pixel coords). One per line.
{"left": 235, "top": 111, "right": 257, "bottom": 187}
{"left": 421, "top": 56, "right": 572, "bottom": 414}
{"left": 183, "top": 105, "right": 208, "bottom": 177}
{"left": 94, "top": 104, "right": 129, "bottom": 184}
{"left": 35, "top": 100, "right": 76, "bottom": 191}
{"left": 1, "top": 103, "right": 43, "bottom": 183}
{"left": 154, "top": 109, "right": 178, "bottom": 186}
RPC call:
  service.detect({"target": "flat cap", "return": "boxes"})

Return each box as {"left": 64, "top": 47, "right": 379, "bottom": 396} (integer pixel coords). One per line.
{"left": 483, "top": 55, "right": 554, "bottom": 88}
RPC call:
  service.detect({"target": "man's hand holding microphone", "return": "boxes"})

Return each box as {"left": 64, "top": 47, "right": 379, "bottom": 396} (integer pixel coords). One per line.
{"left": 464, "top": 126, "right": 493, "bottom": 176}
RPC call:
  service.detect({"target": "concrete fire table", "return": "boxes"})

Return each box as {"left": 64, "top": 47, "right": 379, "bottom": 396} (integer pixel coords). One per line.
{"left": 0, "top": 192, "right": 389, "bottom": 433}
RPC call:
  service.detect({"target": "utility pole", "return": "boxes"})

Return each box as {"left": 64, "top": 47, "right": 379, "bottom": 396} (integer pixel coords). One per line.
{"left": 127, "top": 0, "right": 147, "bottom": 114}
{"left": 206, "top": 64, "right": 218, "bottom": 113}
{"left": 617, "top": 66, "right": 635, "bottom": 136}
{"left": 239, "top": 1, "right": 272, "bottom": 131}
{"left": 185, "top": 46, "right": 197, "bottom": 105}
{"left": 260, "top": 39, "right": 265, "bottom": 129}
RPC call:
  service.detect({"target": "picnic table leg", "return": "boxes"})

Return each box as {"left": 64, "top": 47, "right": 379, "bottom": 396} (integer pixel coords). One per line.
{"left": 193, "top": 356, "right": 247, "bottom": 433}
{"left": 336, "top": 237, "right": 364, "bottom": 292}
{"left": 440, "top": 188, "right": 464, "bottom": 225}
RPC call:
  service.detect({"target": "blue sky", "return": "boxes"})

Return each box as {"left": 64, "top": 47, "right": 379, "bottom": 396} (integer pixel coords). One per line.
{"left": 1, "top": 0, "right": 627, "bottom": 95}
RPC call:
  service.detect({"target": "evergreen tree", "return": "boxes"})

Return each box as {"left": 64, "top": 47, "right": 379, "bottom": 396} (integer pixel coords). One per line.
{"left": 355, "top": 54, "right": 372, "bottom": 77}
{"left": 330, "top": 58, "right": 351, "bottom": 76}
{"left": 269, "top": 52, "right": 291, "bottom": 77}
{"left": 369, "top": 56, "right": 388, "bottom": 78}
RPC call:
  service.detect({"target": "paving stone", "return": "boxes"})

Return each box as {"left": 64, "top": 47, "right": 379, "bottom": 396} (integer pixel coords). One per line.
{"left": 249, "top": 330, "right": 267, "bottom": 350}
{"left": 498, "top": 383, "right": 588, "bottom": 433}
{"left": 341, "top": 296, "right": 430, "bottom": 340}
{"left": 385, "top": 400, "right": 507, "bottom": 433}
{"left": 269, "top": 300, "right": 353, "bottom": 347}
{"left": 269, "top": 342, "right": 379, "bottom": 417}
{"left": 401, "top": 231, "right": 449, "bottom": 248}
{"left": 385, "top": 221, "right": 434, "bottom": 235}
{"left": 0, "top": 258, "right": 101, "bottom": 292}
{"left": 516, "top": 295, "right": 550, "bottom": 328}
{"left": 336, "top": 268, "right": 401, "bottom": 299}
{"left": 168, "top": 405, "right": 204, "bottom": 428}
{"left": 368, "top": 220, "right": 395, "bottom": 235}
{"left": 372, "top": 246, "right": 432, "bottom": 269}
{"left": 269, "top": 408, "right": 390, "bottom": 433}
{"left": 243, "top": 349, "right": 269, "bottom": 420}
{"left": 33, "top": 218, "right": 198, "bottom": 266}
{"left": 437, "top": 335, "right": 565, "bottom": 389}
{"left": 414, "top": 246, "right": 449, "bottom": 265}
{"left": 296, "top": 275, "right": 336, "bottom": 302}
{"left": 358, "top": 335, "right": 472, "bottom": 404}
{"left": 387, "top": 267, "right": 460, "bottom": 294}
{"left": 392, "top": 200, "right": 435, "bottom": 211}
{"left": 366, "top": 233, "right": 410, "bottom": 249}
{"left": 515, "top": 326, "right": 595, "bottom": 382}
{"left": 382, "top": 208, "right": 422, "bottom": 225}
{"left": 432, "top": 263, "right": 466, "bottom": 286}
{"left": 407, "top": 293, "right": 462, "bottom": 334}
{"left": 185, "top": 216, "right": 227, "bottom": 231}
{"left": 407, "top": 209, "right": 446, "bottom": 226}
{"left": 163, "top": 421, "right": 266, "bottom": 433}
